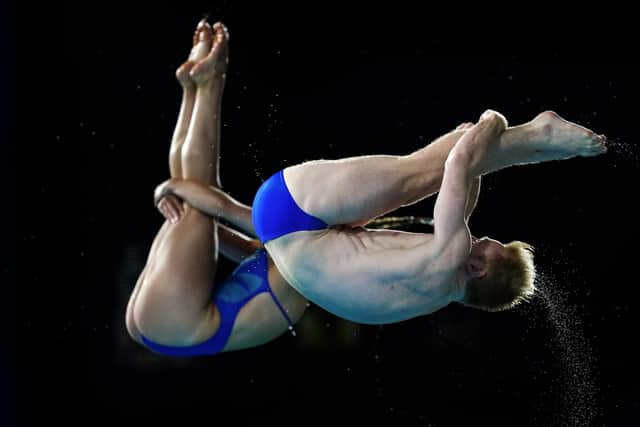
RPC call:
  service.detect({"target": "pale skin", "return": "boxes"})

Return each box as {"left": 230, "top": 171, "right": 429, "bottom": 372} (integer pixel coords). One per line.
{"left": 127, "top": 20, "right": 607, "bottom": 351}
{"left": 262, "top": 109, "right": 605, "bottom": 323}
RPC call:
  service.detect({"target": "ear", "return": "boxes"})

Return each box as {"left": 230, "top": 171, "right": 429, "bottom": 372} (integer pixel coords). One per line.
{"left": 467, "top": 258, "right": 488, "bottom": 279}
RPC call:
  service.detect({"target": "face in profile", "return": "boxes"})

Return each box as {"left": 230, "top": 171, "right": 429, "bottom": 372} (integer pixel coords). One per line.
{"left": 466, "top": 236, "right": 507, "bottom": 279}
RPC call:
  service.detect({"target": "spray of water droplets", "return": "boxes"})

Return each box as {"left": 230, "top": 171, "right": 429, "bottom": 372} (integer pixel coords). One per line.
{"left": 519, "top": 267, "right": 600, "bottom": 426}
{"left": 604, "top": 137, "right": 640, "bottom": 163}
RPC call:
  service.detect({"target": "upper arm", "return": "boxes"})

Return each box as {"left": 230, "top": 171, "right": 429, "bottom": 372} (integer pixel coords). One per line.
{"left": 433, "top": 151, "right": 473, "bottom": 255}
{"left": 218, "top": 223, "right": 263, "bottom": 264}
{"left": 465, "top": 176, "right": 482, "bottom": 222}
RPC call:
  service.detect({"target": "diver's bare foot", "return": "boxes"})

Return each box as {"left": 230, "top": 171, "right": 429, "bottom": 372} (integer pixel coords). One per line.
{"left": 190, "top": 22, "right": 230, "bottom": 85}
{"left": 175, "top": 20, "right": 213, "bottom": 89}
{"left": 529, "top": 111, "right": 607, "bottom": 158}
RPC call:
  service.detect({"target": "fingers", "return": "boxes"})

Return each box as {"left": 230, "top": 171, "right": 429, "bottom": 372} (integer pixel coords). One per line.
{"left": 166, "top": 197, "right": 184, "bottom": 223}
{"left": 479, "top": 109, "right": 508, "bottom": 131}
{"left": 157, "top": 196, "right": 184, "bottom": 224}
{"left": 157, "top": 199, "right": 172, "bottom": 222}
{"left": 456, "top": 122, "right": 474, "bottom": 131}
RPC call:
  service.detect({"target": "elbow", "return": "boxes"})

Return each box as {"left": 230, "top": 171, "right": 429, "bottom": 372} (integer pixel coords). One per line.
{"left": 251, "top": 239, "right": 264, "bottom": 252}
{"left": 445, "top": 149, "right": 472, "bottom": 169}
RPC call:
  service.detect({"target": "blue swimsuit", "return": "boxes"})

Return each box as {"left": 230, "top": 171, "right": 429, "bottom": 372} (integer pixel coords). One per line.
{"left": 140, "top": 249, "right": 294, "bottom": 357}
{"left": 142, "top": 169, "right": 327, "bottom": 357}
{"left": 252, "top": 169, "right": 329, "bottom": 244}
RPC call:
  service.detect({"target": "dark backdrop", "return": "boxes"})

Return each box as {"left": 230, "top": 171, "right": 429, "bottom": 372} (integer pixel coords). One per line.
{"left": 18, "top": 2, "right": 639, "bottom": 426}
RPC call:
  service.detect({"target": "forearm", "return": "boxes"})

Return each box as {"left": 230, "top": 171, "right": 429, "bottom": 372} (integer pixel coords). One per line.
{"left": 464, "top": 176, "right": 481, "bottom": 222}
{"left": 434, "top": 151, "right": 473, "bottom": 237}
{"left": 169, "top": 180, "right": 256, "bottom": 237}
{"left": 169, "top": 179, "right": 225, "bottom": 216}
{"left": 220, "top": 195, "right": 256, "bottom": 237}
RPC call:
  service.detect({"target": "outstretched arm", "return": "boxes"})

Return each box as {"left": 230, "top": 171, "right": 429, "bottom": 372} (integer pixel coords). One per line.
{"left": 155, "top": 178, "right": 256, "bottom": 237}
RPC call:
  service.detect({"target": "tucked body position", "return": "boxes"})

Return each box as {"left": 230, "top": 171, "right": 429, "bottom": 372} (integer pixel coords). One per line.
{"left": 126, "top": 19, "right": 607, "bottom": 357}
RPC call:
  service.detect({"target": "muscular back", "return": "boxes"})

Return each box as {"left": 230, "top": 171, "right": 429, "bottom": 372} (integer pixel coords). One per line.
{"left": 265, "top": 226, "right": 464, "bottom": 324}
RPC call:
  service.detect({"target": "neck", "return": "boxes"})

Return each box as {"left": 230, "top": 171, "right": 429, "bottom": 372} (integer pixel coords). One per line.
{"left": 448, "top": 269, "right": 468, "bottom": 303}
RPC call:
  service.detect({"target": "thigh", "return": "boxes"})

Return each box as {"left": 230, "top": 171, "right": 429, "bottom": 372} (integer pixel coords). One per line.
{"left": 126, "top": 220, "right": 173, "bottom": 342}
{"left": 133, "top": 207, "right": 220, "bottom": 344}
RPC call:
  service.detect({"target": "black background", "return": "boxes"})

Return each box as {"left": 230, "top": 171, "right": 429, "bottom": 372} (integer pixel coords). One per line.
{"left": 16, "top": 2, "right": 640, "bottom": 426}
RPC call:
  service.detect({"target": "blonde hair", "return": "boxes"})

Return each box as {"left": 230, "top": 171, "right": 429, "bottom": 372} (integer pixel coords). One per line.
{"left": 462, "top": 241, "right": 536, "bottom": 312}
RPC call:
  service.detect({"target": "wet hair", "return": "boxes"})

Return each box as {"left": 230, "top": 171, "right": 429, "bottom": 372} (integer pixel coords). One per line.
{"left": 462, "top": 241, "right": 536, "bottom": 312}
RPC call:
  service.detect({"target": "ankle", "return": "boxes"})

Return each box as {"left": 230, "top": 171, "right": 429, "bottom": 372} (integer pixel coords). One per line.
{"left": 181, "top": 86, "right": 197, "bottom": 97}
{"left": 195, "top": 77, "right": 226, "bottom": 92}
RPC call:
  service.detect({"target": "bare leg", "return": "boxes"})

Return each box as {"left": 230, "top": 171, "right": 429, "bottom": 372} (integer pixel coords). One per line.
{"left": 285, "top": 111, "right": 606, "bottom": 226}
{"left": 168, "top": 24, "right": 210, "bottom": 177}
{"left": 126, "top": 21, "right": 215, "bottom": 343}
{"left": 181, "top": 22, "right": 229, "bottom": 188}
{"left": 130, "top": 22, "right": 232, "bottom": 346}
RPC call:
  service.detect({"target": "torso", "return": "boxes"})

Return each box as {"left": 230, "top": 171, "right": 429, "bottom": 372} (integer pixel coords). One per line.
{"left": 265, "top": 226, "right": 458, "bottom": 324}
{"left": 221, "top": 253, "right": 308, "bottom": 352}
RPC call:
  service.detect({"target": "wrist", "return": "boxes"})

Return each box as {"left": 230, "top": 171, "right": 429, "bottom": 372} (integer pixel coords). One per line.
{"left": 166, "top": 178, "right": 181, "bottom": 194}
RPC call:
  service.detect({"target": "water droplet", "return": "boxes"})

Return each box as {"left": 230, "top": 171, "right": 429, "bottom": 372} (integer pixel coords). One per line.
{"left": 531, "top": 267, "right": 599, "bottom": 425}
